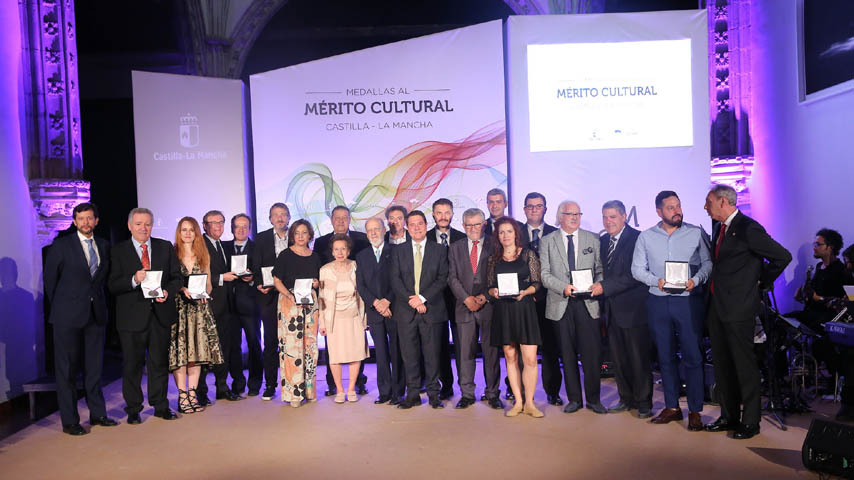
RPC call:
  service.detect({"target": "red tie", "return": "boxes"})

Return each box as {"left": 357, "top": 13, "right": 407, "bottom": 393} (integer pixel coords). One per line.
{"left": 715, "top": 223, "right": 727, "bottom": 259}
{"left": 141, "top": 243, "right": 151, "bottom": 270}
{"left": 470, "top": 240, "right": 479, "bottom": 274}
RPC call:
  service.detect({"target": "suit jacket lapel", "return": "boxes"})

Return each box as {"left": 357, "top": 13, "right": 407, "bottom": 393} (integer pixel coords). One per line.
{"left": 553, "top": 230, "right": 569, "bottom": 267}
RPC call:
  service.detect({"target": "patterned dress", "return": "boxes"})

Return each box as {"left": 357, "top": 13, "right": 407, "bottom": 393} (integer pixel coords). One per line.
{"left": 169, "top": 262, "right": 224, "bottom": 371}
{"left": 278, "top": 291, "right": 319, "bottom": 402}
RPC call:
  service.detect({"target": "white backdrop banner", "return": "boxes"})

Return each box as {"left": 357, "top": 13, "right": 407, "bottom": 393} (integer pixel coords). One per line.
{"left": 506, "top": 11, "right": 710, "bottom": 232}
{"left": 131, "top": 71, "right": 249, "bottom": 239}
{"left": 250, "top": 20, "right": 507, "bottom": 234}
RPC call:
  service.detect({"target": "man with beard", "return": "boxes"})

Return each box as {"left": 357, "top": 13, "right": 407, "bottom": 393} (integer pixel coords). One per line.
{"left": 426, "top": 198, "right": 465, "bottom": 400}
{"left": 631, "top": 191, "right": 711, "bottom": 431}
{"left": 837, "top": 245, "right": 854, "bottom": 421}
{"left": 384, "top": 205, "right": 410, "bottom": 245}
{"left": 253, "top": 203, "right": 291, "bottom": 401}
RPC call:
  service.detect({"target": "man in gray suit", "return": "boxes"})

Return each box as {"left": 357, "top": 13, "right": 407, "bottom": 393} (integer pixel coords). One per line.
{"left": 540, "top": 200, "right": 607, "bottom": 414}
{"left": 447, "top": 208, "right": 504, "bottom": 410}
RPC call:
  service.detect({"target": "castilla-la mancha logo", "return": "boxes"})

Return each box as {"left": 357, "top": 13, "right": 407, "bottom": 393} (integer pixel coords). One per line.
{"left": 180, "top": 113, "right": 199, "bottom": 148}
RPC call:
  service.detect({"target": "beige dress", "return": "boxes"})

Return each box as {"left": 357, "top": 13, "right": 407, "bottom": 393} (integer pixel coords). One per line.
{"left": 321, "top": 263, "right": 368, "bottom": 364}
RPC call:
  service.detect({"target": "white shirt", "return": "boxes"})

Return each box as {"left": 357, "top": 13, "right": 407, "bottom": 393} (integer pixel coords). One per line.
{"left": 560, "top": 228, "right": 580, "bottom": 268}
{"left": 274, "top": 230, "right": 289, "bottom": 257}
{"left": 373, "top": 243, "right": 385, "bottom": 262}
{"left": 467, "top": 237, "right": 484, "bottom": 269}
{"left": 130, "top": 237, "right": 152, "bottom": 289}
{"left": 723, "top": 209, "right": 739, "bottom": 228}
{"left": 233, "top": 240, "right": 248, "bottom": 253}
{"left": 411, "top": 238, "right": 428, "bottom": 302}
{"left": 77, "top": 230, "right": 100, "bottom": 267}
{"left": 527, "top": 223, "right": 544, "bottom": 243}
{"left": 435, "top": 228, "right": 452, "bottom": 245}
{"left": 389, "top": 234, "right": 407, "bottom": 245}
{"left": 205, "top": 234, "right": 226, "bottom": 286}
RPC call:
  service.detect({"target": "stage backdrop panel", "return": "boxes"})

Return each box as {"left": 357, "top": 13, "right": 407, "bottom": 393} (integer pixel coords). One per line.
{"left": 250, "top": 20, "right": 507, "bottom": 234}
{"left": 131, "top": 71, "right": 250, "bottom": 239}
{"left": 506, "top": 11, "right": 710, "bottom": 232}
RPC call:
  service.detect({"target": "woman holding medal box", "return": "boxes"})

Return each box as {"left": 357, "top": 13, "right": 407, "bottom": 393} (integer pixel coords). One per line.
{"left": 170, "top": 217, "right": 224, "bottom": 414}
{"left": 272, "top": 219, "right": 322, "bottom": 407}
{"left": 487, "top": 217, "right": 544, "bottom": 418}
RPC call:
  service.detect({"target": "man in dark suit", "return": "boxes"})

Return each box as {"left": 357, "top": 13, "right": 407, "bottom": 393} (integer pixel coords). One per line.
{"left": 426, "top": 198, "right": 465, "bottom": 400}
{"left": 197, "top": 210, "right": 242, "bottom": 404}
{"left": 108, "top": 207, "right": 182, "bottom": 423}
{"left": 702, "top": 185, "right": 791, "bottom": 439}
{"left": 447, "top": 208, "right": 503, "bottom": 410}
{"left": 518, "top": 192, "right": 562, "bottom": 406}
{"left": 313, "top": 205, "right": 370, "bottom": 396}
{"left": 222, "top": 213, "right": 262, "bottom": 397}
{"left": 252, "top": 203, "right": 291, "bottom": 400}
{"left": 590, "top": 200, "right": 652, "bottom": 418}
{"left": 356, "top": 217, "right": 405, "bottom": 405}
{"left": 391, "top": 210, "right": 449, "bottom": 409}
{"left": 44, "top": 202, "right": 118, "bottom": 435}
{"left": 483, "top": 188, "right": 507, "bottom": 236}
{"left": 384, "top": 205, "right": 410, "bottom": 245}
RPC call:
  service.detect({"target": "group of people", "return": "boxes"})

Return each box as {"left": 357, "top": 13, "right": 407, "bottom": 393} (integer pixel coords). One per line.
{"left": 46, "top": 183, "right": 810, "bottom": 441}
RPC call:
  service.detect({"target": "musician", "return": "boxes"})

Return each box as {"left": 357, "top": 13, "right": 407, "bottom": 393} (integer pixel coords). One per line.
{"left": 834, "top": 244, "right": 854, "bottom": 421}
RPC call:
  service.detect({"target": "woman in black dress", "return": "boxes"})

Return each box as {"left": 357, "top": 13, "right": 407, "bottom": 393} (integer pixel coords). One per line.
{"left": 272, "top": 219, "right": 322, "bottom": 407}
{"left": 487, "top": 217, "right": 543, "bottom": 418}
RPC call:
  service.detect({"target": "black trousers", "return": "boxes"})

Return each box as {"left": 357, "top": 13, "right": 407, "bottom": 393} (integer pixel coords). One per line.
{"left": 369, "top": 317, "right": 405, "bottom": 398}
{"left": 259, "top": 299, "right": 279, "bottom": 390}
{"left": 398, "top": 315, "right": 442, "bottom": 399}
{"left": 439, "top": 319, "right": 459, "bottom": 393}
{"left": 229, "top": 309, "right": 263, "bottom": 393}
{"left": 197, "top": 309, "right": 232, "bottom": 397}
{"left": 553, "top": 300, "right": 602, "bottom": 405}
{"left": 707, "top": 300, "right": 761, "bottom": 425}
{"left": 53, "top": 310, "right": 107, "bottom": 426}
{"left": 608, "top": 322, "right": 653, "bottom": 409}
{"left": 841, "top": 347, "right": 854, "bottom": 406}
{"left": 538, "top": 298, "right": 562, "bottom": 396}
{"left": 118, "top": 312, "right": 170, "bottom": 414}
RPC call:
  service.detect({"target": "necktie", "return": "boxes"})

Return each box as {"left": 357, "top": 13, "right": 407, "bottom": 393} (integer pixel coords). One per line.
{"left": 440, "top": 232, "right": 448, "bottom": 246}
{"left": 531, "top": 228, "right": 541, "bottom": 254}
{"left": 375, "top": 247, "right": 381, "bottom": 263}
{"left": 715, "top": 223, "right": 727, "bottom": 259}
{"left": 414, "top": 243, "right": 423, "bottom": 296}
{"left": 86, "top": 238, "right": 97, "bottom": 277}
{"left": 470, "top": 240, "right": 479, "bottom": 274}
{"left": 607, "top": 236, "right": 617, "bottom": 267}
{"left": 216, "top": 240, "right": 225, "bottom": 264}
{"left": 566, "top": 234, "right": 576, "bottom": 271}
{"left": 141, "top": 243, "right": 151, "bottom": 270}
{"left": 236, "top": 244, "right": 243, "bottom": 254}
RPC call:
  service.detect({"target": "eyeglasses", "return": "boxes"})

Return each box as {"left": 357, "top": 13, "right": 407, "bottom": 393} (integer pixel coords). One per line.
{"left": 561, "top": 212, "right": 582, "bottom": 218}
{"left": 813, "top": 242, "right": 826, "bottom": 247}
{"left": 524, "top": 204, "right": 545, "bottom": 210}
{"left": 205, "top": 221, "right": 225, "bottom": 226}
{"left": 463, "top": 222, "right": 483, "bottom": 228}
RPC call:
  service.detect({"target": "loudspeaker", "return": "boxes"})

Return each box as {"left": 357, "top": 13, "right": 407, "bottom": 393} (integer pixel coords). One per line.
{"left": 802, "top": 418, "right": 854, "bottom": 478}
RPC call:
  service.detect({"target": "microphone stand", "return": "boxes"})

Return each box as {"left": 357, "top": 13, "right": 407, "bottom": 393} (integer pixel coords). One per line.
{"left": 760, "top": 286, "right": 788, "bottom": 431}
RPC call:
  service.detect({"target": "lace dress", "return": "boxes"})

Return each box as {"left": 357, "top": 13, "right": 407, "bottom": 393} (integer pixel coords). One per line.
{"left": 487, "top": 248, "right": 543, "bottom": 346}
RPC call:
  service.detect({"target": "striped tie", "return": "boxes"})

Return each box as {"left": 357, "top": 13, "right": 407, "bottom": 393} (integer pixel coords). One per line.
{"left": 607, "top": 236, "right": 617, "bottom": 267}
{"left": 86, "top": 238, "right": 97, "bottom": 277}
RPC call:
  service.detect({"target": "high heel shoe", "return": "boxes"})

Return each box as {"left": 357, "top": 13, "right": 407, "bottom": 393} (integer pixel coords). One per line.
{"left": 189, "top": 387, "right": 205, "bottom": 412}
{"left": 505, "top": 404, "right": 523, "bottom": 417}
{"left": 347, "top": 391, "right": 358, "bottom": 403}
{"left": 178, "top": 389, "right": 194, "bottom": 414}
{"left": 523, "top": 404, "right": 544, "bottom": 418}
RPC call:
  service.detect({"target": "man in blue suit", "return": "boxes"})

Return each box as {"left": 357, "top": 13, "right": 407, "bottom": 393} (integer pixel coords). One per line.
{"left": 44, "top": 203, "right": 118, "bottom": 435}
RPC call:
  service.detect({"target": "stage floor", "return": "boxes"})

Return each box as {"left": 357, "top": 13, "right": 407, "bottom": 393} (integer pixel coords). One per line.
{"left": 0, "top": 362, "right": 836, "bottom": 479}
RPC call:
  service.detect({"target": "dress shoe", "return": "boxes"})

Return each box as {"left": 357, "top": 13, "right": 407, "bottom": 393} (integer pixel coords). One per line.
{"left": 153, "top": 409, "right": 178, "bottom": 420}
{"left": 397, "top": 397, "right": 422, "bottom": 409}
{"left": 687, "top": 412, "right": 703, "bottom": 431}
{"left": 216, "top": 390, "right": 243, "bottom": 401}
{"left": 480, "top": 394, "right": 487, "bottom": 401}
{"left": 325, "top": 387, "right": 338, "bottom": 397}
{"left": 586, "top": 402, "right": 608, "bottom": 414}
{"left": 261, "top": 387, "right": 275, "bottom": 401}
{"left": 487, "top": 397, "right": 505, "bottom": 410}
{"left": 523, "top": 404, "right": 545, "bottom": 418}
{"left": 637, "top": 408, "right": 653, "bottom": 419}
{"left": 609, "top": 401, "right": 630, "bottom": 412}
{"left": 732, "top": 423, "right": 760, "bottom": 439}
{"left": 439, "top": 389, "right": 454, "bottom": 401}
{"left": 704, "top": 416, "right": 739, "bottom": 432}
{"left": 547, "top": 394, "right": 564, "bottom": 406}
{"left": 563, "top": 401, "right": 581, "bottom": 414}
{"left": 836, "top": 405, "right": 854, "bottom": 422}
{"left": 356, "top": 384, "right": 368, "bottom": 396}
{"left": 455, "top": 397, "right": 475, "bottom": 409}
{"left": 505, "top": 404, "right": 523, "bottom": 417}
{"left": 197, "top": 394, "right": 212, "bottom": 406}
{"left": 374, "top": 395, "right": 391, "bottom": 404}
{"left": 505, "top": 391, "right": 515, "bottom": 401}
{"left": 127, "top": 413, "right": 142, "bottom": 425}
{"left": 90, "top": 416, "right": 119, "bottom": 427}
{"left": 650, "top": 408, "right": 683, "bottom": 424}
{"left": 62, "top": 424, "right": 87, "bottom": 436}
{"left": 429, "top": 396, "right": 444, "bottom": 409}
{"left": 247, "top": 389, "right": 260, "bottom": 397}
{"left": 389, "top": 396, "right": 402, "bottom": 406}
